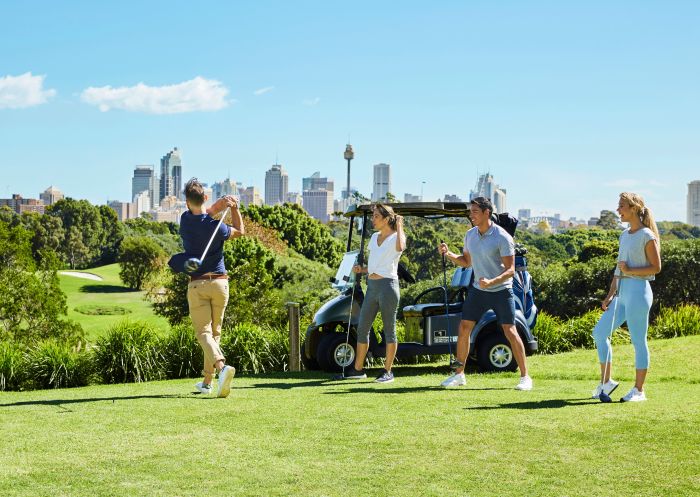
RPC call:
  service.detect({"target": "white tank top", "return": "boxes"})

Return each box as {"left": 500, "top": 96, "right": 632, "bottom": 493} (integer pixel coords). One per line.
{"left": 367, "top": 232, "right": 402, "bottom": 279}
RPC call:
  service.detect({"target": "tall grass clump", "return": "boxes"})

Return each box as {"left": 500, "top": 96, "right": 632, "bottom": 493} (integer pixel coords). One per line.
{"left": 26, "top": 340, "right": 93, "bottom": 389}
{"left": 94, "top": 320, "right": 164, "bottom": 383}
{"left": 532, "top": 312, "right": 568, "bottom": 354}
{"left": 159, "top": 323, "right": 203, "bottom": 379}
{"left": 651, "top": 304, "right": 700, "bottom": 339}
{"left": 220, "top": 323, "right": 288, "bottom": 374}
{"left": 0, "top": 341, "right": 26, "bottom": 391}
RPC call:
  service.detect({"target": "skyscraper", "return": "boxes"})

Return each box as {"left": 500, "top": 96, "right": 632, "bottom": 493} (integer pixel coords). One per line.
{"left": 470, "top": 173, "right": 507, "bottom": 214}
{"left": 132, "top": 165, "right": 157, "bottom": 205}
{"left": 160, "top": 147, "right": 182, "bottom": 201}
{"left": 688, "top": 180, "right": 700, "bottom": 226}
{"left": 40, "top": 186, "right": 64, "bottom": 206}
{"left": 212, "top": 177, "right": 238, "bottom": 200}
{"left": 372, "top": 163, "right": 391, "bottom": 201}
{"left": 302, "top": 171, "right": 334, "bottom": 222}
{"left": 264, "top": 164, "right": 288, "bottom": 205}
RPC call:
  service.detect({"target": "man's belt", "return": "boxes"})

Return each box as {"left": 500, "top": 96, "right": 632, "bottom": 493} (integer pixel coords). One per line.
{"left": 189, "top": 273, "right": 228, "bottom": 281}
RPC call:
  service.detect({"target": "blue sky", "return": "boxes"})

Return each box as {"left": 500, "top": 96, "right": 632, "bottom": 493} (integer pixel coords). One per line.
{"left": 1, "top": 0, "right": 698, "bottom": 221}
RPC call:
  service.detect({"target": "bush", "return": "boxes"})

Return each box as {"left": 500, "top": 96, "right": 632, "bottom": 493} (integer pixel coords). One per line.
{"left": 650, "top": 304, "right": 700, "bottom": 339}
{"left": 532, "top": 312, "right": 568, "bottom": 354}
{"left": 159, "top": 323, "right": 203, "bottom": 379}
{"left": 26, "top": 340, "right": 93, "bottom": 389}
{"left": 94, "top": 321, "right": 164, "bottom": 383}
{"left": 0, "top": 341, "right": 26, "bottom": 391}
{"left": 220, "top": 323, "right": 288, "bottom": 374}
{"left": 118, "top": 236, "right": 166, "bottom": 290}
{"left": 651, "top": 239, "right": 700, "bottom": 314}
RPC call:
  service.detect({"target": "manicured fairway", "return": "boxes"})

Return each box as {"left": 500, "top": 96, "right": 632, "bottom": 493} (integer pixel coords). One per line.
{"left": 1, "top": 336, "right": 698, "bottom": 497}
{"left": 59, "top": 264, "right": 170, "bottom": 339}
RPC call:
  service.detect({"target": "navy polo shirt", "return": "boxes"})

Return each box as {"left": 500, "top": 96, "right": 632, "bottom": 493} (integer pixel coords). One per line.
{"left": 179, "top": 210, "right": 232, "bottom": 275}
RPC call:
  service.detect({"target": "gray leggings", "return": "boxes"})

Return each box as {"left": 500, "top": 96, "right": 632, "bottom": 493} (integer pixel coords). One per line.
{"left": 356, "top": 278, "right": 400, "bottom": 344}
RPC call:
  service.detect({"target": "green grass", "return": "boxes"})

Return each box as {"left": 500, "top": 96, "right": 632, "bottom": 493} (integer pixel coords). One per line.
{"left": 59, "top": 264, "right": 170, "bottom": 339}
{"left": 1, "top": 336, "right": 699, "bottom": 497}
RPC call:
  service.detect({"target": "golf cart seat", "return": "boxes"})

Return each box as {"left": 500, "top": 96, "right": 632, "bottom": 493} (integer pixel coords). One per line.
{"left": 403, "top": 267, "right": 473, "bottom": 318}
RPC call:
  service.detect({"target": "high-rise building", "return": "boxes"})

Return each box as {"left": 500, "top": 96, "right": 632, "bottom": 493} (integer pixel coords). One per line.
{"left": 265, "top": 164, "right": 288, "bottom": 205}
{"left": 286, "top": 192, "right": 303, "bottom": 205}
{"left": 212, "top": 177, "right": 238, "bottom": 200}
{"left": 404, "top": 193, "right": 421, "bottom": 203}
{"left": 303, "top": 172, "right": 334, "bottom": 192}
{"left": 518, "top": 209, "right": 531, "bottom": 220}
{"left": 132, "top": 165, "right": 157, "bottom": 205}
{"left": 303, "top": 190, "right": 334, "bottom": 222}
{"left": 688, "top": 180, "right": 700, "bottom": 226}
{"left": 40, "top": 186, "right": 64, "bottom": 206}
{"left": 108, "top": 200, "right": 133, "bottom": 221}
{"left": 160, "top": 148, "right": 182, "bottom": 201}
{"left": 372, "top": 163, "right": 391, "bottom": 201}
{"left": 240, "top": 186, "right": 262, "bottom": 207}
{"left": 470, "top": 173, "right": 507, "bottom": 213}
{"left": 133, "top": 191, "right": 151, "bottom": 216}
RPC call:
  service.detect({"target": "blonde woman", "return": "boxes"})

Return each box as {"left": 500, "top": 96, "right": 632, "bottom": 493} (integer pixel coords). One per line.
{"left": 592, "top": 192, "right": 661, "bottom": 402}
{"left": 341, "top": 204, "right": 406, "bottom": 383}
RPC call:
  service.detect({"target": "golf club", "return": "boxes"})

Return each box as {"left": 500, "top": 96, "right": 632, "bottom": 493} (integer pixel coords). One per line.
{"left": 599, "top": 278, "right": 620, "bottom": 403}
{"left": 184, "top": 206, "right": 231, "bottom": 273}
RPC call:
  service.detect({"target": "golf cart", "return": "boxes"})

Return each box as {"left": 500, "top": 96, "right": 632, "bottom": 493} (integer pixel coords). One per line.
{"left": 301, "top": 202, "right": 538, "bottom": 373}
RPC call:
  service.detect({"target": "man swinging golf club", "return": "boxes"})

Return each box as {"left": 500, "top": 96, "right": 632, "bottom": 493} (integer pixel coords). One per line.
{"left": 438, "top": 197, "right": 533, "bottom": 390}
{"left": 180, "top": 178, "right": 244, "bottom": 397}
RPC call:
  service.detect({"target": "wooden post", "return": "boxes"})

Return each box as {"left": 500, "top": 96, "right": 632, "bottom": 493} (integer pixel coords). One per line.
{"left": 287, "top": 302, "right": 301, "bottom": 372}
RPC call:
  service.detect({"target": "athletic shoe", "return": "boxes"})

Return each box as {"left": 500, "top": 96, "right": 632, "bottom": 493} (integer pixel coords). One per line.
{"left": 194, "top": 381, "right": 213, "bottom": 395}
{"left": 592, "top": 379, "right": 619, "bottom": 399}
{"left": 375, "top": 370, "right": 394, "bottom": 383}
{"left": 441, "top": 372, "right": 466, "bottom": 388}
{"left": 620, "top": 387, "right": 647, "bottom": 402}
{"left": 515, "top": 375, "right": 533, "bottom": 391}
{"left": 341, "top": 366, "right": 367, "bottom": 379}
{"left": 216, "top": 365, "right": 235, "bottom": 398}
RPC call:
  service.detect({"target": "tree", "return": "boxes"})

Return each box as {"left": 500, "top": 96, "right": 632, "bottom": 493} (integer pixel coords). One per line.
{"left": 98, "top": 204, "right": 124, "bottom": 265}
{"left": 65, "top": 226, "right": 90, "bottom": 269}
{"left": 597, "top": 210, "right": 620, "bottom": 230}
{"left": 118, "top": 236, "right": 167, "bottom": 290}
{"left": 46, "top": 198, "right": 104, "bottom": 268}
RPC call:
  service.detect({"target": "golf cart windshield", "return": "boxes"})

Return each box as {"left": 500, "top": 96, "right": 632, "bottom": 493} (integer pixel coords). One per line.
{"left": 331, "top": 250, "right": 359, "bottom": 290}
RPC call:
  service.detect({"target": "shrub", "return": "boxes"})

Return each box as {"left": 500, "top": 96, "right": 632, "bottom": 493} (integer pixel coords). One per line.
{"left": 0, "top": 341, "right": 26, "bottom": 391}
{"left": 94, "top": 321, "right": 164, "bottom": 383}
{"left": 532, "top": 312, "right": 568, "bottom": 354}
{"left": 159, "top": 323, "right": 203, "bottom": 379}
{"left": 650, "top": 304, "right": 700, "bottom": 339}
{"left": 561, "top": 309, "right": 601, "bottom": 349}
{"left": 26, "top": 340, "right": 93, "bottom": 389}
{"left": 220, "top": 323, "right": 288, "bottom": 374}
{"left": 118, "top": 236, "right": 166, "bottom": 290}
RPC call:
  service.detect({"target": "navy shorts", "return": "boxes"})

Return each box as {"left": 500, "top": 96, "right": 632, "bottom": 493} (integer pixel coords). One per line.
{"left": 461, "top": 287, "right": 516, "bottom": 325}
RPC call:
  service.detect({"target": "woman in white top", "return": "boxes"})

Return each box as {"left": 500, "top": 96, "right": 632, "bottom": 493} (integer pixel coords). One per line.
{"left": 342, "top": 204, "right": 406, "bottom": 383}
{"left": 592, "top": 192, "right": 661, "bottom": 402}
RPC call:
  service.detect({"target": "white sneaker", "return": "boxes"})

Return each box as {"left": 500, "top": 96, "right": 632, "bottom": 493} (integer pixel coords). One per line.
{"left": 515, "top": 375, "right": 533, "bottom": 391}
{"left": 194, "top": 381, "right": 213, "bottom": 395}
{"left": 216, "top": 365, "right": 235, "bottom": 398}
{"left": 592, "top": 379, "right": 619, "bottom": 399}
{"left": 621, "top": 387, "right": 646, "bottom": 402}
{"left": 441, "top": 372, "right": 466, "bottom": 388}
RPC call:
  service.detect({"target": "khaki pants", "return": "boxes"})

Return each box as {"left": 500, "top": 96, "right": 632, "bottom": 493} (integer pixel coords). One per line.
{"left": 187, "top": 278, "right": 229, "bottom": 375}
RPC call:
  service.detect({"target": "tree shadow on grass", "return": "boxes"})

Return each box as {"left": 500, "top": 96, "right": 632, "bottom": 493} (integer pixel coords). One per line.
{"left": 0, "top": 394, "right": 199, "bottom": 410}
{"left": 79, "top": 284, "right": 134, "bottom": 293}
{"left": 238, "top": 378, "right": 337, "bottom": 390}
{"left": 463, "top": 398, "right": 601, "bottom": 411}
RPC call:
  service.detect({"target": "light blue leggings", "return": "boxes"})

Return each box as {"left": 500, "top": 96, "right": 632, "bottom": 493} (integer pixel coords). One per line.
{"left": 592, "top": 278, "right": 652, "bottom": 369}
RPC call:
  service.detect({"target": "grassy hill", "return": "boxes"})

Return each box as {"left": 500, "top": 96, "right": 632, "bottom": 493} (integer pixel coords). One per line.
{"left": 59, "top": 264, "right": 170, "bottom": 339}
{"left": 1, "top": 336, "right": 698, "bottom": 497}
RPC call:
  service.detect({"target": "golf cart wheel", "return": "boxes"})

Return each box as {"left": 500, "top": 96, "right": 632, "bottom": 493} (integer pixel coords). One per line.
{"left": 317, "top": 333, "right": 356, "bottom": 373}
{"left": 477, "top": 331, "right": 518, "bottom": 372}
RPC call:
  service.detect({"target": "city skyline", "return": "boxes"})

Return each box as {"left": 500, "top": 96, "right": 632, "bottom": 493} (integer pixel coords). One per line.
{"left": 2, "top": 2, "right": 698, "bottom": 221}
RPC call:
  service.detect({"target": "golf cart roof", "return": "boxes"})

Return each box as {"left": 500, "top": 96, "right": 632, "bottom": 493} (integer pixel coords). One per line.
{"left": 343, "top": 202, "right": 471, "bottom": 218}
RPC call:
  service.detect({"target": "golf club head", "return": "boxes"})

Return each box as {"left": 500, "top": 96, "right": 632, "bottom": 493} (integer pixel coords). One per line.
{"left": 599, "top": 392, "right": 612, "bottom": 403}
{"left": 184, "top": 257, "right": 202, "bottom": 273}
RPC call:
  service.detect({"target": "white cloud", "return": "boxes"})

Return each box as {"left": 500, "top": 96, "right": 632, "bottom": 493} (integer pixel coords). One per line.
{"left": 0, "top": 72, "right": 56, "bottom": 109}
{"left": 253, "top": 86, "right": 274, "bottom": 96}
{"left": 302, "top": 97, "right": 320, "bottom": 106}
{"left": 80, "top": 76, "right": 230, "bottom": 114}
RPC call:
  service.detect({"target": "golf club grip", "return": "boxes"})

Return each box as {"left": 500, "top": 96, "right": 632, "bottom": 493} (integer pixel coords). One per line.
{"left": 200, "top": 206, "right": 231, "bottom": 262}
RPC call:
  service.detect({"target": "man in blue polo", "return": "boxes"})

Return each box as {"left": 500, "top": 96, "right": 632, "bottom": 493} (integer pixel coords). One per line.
{"left": 438, "top": 197, "right": 532, "bottom": 390}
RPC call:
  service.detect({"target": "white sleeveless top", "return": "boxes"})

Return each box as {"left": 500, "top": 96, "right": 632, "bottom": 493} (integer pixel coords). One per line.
{"left": 367, "top": 232, "right": 403, "bottom": 279}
